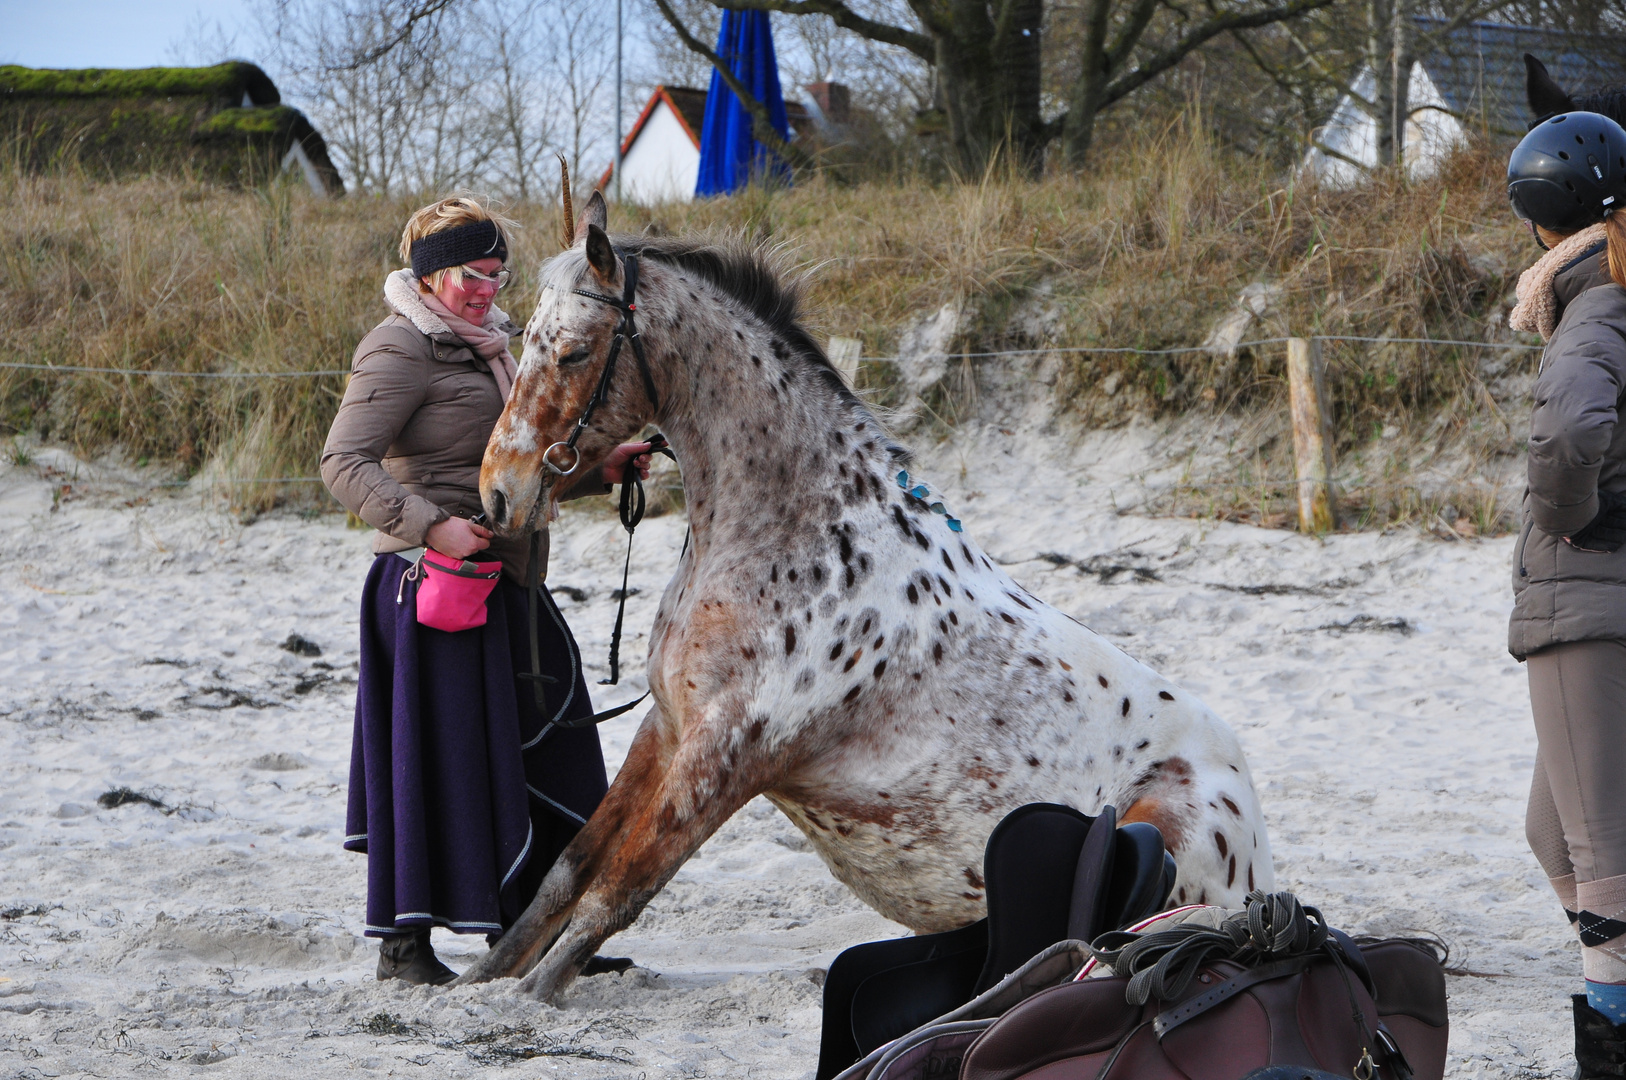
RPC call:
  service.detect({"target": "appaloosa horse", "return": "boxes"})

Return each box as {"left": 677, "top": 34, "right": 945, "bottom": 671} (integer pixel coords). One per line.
{"left": 461, "top": 192, "right": 1274, "bottom": 998}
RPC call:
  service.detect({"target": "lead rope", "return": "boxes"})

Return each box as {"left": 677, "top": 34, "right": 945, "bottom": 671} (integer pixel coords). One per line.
{"left": 527, "top": 434, "right": 675, "bottom": 730}
{"left": 601, "top": 432, "right": 672, "bottom": 685}
{"left": 526, "top": 247, "right": 672, "bottom": 730}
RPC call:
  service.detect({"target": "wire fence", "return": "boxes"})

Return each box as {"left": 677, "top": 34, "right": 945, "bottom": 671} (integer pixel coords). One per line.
{"left": 4, "top": 332, "right": 1541, "bottom": 492}
{"left": 0, "top": 362, "right": 351, "bottom": 377}
{"left": 0, "top": 332, "right": 1544, "bottom": 382}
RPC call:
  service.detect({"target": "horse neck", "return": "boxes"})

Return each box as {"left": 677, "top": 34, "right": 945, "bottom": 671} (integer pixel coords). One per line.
{"left": 644, "top": 276, "right": 899, "bottom": 557}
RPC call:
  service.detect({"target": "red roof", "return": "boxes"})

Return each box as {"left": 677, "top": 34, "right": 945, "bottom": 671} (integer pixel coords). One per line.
{"left": 598, "top": 85, "right": 814, "bottom": 191}
{"left": 599, "top": 86, "right": 705, "bottom": 190}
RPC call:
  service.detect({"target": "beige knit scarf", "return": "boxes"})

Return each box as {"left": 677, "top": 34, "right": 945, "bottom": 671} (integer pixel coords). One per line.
{"left": 1510, "top": 222, "right": 1608, "bottom": 341}
{"left": 420, "top": 292, "right": 519, "bottom": 400}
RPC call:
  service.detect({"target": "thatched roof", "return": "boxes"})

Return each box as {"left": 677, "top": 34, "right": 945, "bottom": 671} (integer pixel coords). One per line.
{"left": 0, "top": 62, "right": 344, "bottom": 195}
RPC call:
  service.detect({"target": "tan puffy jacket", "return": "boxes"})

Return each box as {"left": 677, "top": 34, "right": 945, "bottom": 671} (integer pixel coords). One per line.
{"left": 1510, "top": 242, "right": 1626, "bottom": 658}
{"left": 321, "top": 271, "right": 606, "bottom": 583}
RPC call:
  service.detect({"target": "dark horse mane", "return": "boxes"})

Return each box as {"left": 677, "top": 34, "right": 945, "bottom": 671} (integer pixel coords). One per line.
{"left": 615, "top": 232, "right": 839, "bottom": 381}
{"left": 603, "top": 230, "right": 912, "bottom": 464}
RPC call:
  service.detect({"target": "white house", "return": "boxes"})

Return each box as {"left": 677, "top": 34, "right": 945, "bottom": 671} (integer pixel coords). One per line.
{"left": 600, "top": 83, "right": 845, "bottom": 202}
{"left": 1307, "top": 19, "right": 1626, "bottom": 187}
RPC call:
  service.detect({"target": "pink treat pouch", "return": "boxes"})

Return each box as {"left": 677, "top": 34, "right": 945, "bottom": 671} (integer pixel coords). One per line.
{"left": 409, "top": 550, "right": 502, "bottom": 632}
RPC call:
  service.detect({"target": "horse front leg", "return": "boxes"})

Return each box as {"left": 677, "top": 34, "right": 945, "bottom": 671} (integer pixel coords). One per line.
{"left": 455, "top": 704, "right": 676, "bottom": 987}
{"left": 517, "top": 717, "right": 776, "bottom": 1000}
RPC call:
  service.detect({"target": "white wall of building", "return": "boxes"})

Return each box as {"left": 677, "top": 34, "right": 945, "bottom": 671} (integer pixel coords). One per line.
{"left": 1306, "top": 64, "right": 1467, "bottom": 187}
{"left": 619, "top": 101, "right": 701, "bottom": 204}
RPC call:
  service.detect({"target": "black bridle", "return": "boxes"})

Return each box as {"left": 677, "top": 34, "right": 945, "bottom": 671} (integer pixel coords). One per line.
{"left": 525, "top": 248, "right": 674, "bottom": 731}
{"left": 540, "top": 251, "right": 661, "bottom": 479}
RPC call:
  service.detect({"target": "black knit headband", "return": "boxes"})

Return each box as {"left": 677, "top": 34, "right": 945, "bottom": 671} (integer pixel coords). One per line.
{"left": 409, "top": 220, "right": 509, "bottom": 278}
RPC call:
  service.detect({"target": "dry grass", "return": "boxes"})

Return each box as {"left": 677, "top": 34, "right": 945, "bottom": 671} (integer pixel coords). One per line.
{"left": 0, "top": 113, "right": 1535, "bottom": 524}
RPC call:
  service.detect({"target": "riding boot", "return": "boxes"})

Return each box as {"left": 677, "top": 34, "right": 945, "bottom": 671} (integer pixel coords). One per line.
{"left": 377, "top": 930, "right": 457, "bottom": 986}
{"left": 1575, "top": 994, "right": 1626, "bottom": 1078}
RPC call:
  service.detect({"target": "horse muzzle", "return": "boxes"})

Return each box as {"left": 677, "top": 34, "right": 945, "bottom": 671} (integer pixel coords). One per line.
{"left": 479, "top": 453, "right": 549, "bottom": 537}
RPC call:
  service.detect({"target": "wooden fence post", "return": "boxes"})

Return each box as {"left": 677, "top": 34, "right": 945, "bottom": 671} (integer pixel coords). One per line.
{"left": 1286, "top": 337, "right": 1337, "bottom": 533}
{"left": 828, "top": 336, "right": 863, "bottom": 388}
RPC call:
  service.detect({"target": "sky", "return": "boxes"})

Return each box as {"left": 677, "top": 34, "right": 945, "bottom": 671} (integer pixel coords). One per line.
{"left": 1, "top": 0, "right": 260, "bottom": 69}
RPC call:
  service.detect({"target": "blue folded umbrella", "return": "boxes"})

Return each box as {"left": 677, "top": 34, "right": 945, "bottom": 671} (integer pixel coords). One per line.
{"left": 695, "top": 10, "right": 792, "bottom": 196}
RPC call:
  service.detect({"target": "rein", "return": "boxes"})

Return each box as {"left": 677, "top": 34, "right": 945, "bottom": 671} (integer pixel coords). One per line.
{"left": 525, "top": 248, "right": 674, "bottom": 731}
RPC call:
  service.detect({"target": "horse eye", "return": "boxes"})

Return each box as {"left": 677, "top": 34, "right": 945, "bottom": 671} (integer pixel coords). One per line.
{"left": 558, "top": 348, "right": 591, "bottom": 366}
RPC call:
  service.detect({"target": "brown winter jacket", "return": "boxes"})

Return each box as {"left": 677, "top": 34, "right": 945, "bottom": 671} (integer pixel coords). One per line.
{"left": 320, "top": 269, "right": 607, "bottom": 583}
{"left": 1510, "top": 240, "right": 1626, "bottom": 658}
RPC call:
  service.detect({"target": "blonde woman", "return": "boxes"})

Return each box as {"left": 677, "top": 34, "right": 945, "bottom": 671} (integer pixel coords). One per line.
{"left": 321, "top": 197, "right": 650, "bottom": 985}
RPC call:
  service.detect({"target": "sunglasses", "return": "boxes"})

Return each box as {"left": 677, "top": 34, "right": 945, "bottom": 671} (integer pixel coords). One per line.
{"left": 459, "top": 265, "right": 512, "bottom": 290}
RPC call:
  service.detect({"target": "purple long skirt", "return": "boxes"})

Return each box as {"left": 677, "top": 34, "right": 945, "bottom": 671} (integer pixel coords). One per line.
{"left": 344, "top": 554, "right": 608, "bottom": 938}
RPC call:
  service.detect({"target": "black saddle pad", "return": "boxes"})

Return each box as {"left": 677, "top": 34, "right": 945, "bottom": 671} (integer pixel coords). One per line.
{"left": 817, "top": 918, "right": 988, "bottom": 1079}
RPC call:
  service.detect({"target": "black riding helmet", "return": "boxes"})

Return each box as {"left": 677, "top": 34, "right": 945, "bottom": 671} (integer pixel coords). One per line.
{"left": 1509, "top": 111, "right": 1626, "bottom": 231}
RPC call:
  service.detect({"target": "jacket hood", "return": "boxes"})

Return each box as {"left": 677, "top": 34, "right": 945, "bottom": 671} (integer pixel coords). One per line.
{"left": 383, "top": 267, "right": 518, "bottom": 340}
{"left": 1510, "top": 223, "right": 1609, "bottom": 341}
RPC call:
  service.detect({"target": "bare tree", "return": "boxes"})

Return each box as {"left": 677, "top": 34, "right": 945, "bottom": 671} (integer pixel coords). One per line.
{"left": 261, "top": 0, "right": 504, "bottom": 193}
{"left": 1229, "top": 0, "right": 1520, "bottom": 175}
{"left": 165, "top": 13, "right": 243, "bottom": 66}
{"left": 479, "top": 0, "right": 556, "bottom": 200}
{"left": 547, "top": 0, "right": 617, "bottom": 189}
{"left": 640, "top": 0, "right": 724, "bottom": 89}
{"left": 655, "top": 0, "right": 1342, "bottom": 172}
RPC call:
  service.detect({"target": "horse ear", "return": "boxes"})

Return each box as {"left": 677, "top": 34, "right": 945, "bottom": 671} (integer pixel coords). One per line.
{"left": 575, "top": 190, "right": 609, "bottom": 243}
{"left": 585, "top": 223, "right": 617, "bottom": 283}
{"left": 1527, "top": 54, "right": 1575, "bottom": 119}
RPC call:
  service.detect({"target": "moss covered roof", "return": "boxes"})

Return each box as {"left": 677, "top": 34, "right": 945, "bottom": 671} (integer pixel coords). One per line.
{"left": 0, "top": 63, "right": 279, "bottom": 106}
{"left": 0, "top": 63, "right": 342, "bottom": 195}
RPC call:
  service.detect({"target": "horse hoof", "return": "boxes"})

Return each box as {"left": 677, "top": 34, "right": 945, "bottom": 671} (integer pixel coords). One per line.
{"left": 581, "top": 955, "right": 636, "bottom": 976}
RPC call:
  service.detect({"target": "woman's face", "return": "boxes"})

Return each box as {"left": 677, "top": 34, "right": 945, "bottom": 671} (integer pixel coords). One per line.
{"left": 432, "top": 256, "right": 504, "bottom": 323}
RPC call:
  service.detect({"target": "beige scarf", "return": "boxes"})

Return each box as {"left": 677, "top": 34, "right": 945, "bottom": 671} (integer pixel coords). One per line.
{"left": 420, "top": 292, "right": 519, "bottom": 400}
{"left": 1509, "top": 222, "right": 1609, "bottom": 341}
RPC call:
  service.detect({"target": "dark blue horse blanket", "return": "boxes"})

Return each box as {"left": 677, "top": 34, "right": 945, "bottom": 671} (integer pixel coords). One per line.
{"left": 344, "top": 554, "right": 608, "bottom": 937}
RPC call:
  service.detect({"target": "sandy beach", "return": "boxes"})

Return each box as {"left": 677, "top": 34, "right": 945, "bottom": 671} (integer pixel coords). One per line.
{"left": 0, "top": 419, "right": 1571, "bottom": 1079}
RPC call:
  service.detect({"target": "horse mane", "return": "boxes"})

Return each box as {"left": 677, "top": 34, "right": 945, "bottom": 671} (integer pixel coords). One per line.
{"left": 1574, "top": 86, "right": 1626, "bottom": 125}
{"left": 555, "top": 230, "right": 910, "bottom": 464}
{"left": 618, "top": 232, "right": 837, "bottom": 377}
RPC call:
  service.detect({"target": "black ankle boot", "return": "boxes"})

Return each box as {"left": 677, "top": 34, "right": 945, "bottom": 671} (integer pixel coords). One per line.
{"left": 1575, "top": 994, "right": 1626, "bottom": 1078}
{"left": 377, "top": 931, "right": 456, "bottom": 986}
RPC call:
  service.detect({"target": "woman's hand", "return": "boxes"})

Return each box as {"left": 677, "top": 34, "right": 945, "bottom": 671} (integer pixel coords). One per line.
{"left": 426, "top": 516, "right": 494, "bottom": 560}
{"left": 602, "top": 442, "right": 654, "bottom": 486}
{"left": 1566, "top": 489, "right": 1626, "bottom": 552}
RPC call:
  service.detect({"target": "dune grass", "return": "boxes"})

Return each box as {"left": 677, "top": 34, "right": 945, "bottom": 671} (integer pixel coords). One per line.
{"left": 0, "top": 114, "right": 1533, "bottom": 525}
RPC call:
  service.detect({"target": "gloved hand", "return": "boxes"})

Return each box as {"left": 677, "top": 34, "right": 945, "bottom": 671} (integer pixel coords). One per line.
{"left": 1567, "top": 488, "right": 1626, "bottom": 552}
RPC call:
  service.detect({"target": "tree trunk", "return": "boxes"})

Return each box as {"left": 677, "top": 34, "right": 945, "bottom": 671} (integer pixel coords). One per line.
{"left": 1059, "top": 0, "right": 1112, "bottom": 168}
{"left": 924, "top": 0, "right": 1046, "bottom": 175}
{"left": 1389, "top": 0, "right": 1415, "bottom": 173}
{"left": 1368, "top": 0, "right": 1396, "bottom": 165}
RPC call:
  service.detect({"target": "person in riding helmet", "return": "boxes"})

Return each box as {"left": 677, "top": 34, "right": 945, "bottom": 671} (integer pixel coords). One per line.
{"left": 1508, "top": 111, "right": 1626, "bottom": 1076}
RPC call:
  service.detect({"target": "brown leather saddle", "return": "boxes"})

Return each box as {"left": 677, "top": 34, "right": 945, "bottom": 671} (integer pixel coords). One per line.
{"left": 817, "top": 803, "right": 1176, "bottom": 1079}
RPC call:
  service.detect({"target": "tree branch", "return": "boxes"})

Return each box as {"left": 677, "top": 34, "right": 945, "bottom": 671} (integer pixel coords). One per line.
{"left": 341, "top": 0, "right": 459, "bottom": 69}
{"left": 1100, "top": 0, "right": 1340, "bottom": 106}
{"left": 1310, "top": 138, "right": 1372, "bottom": 172}
{"left": 712, "top": 0, "right": 935, "bottom": 59}
{"left": 1104, "top": 0, "right": 1164, "bottom": 72}
{"left": 653, "top": 0, "right": 815, "bottom": 171}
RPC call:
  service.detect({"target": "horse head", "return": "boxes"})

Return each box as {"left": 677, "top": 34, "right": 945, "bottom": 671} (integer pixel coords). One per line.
{"left": 1527, "top": 53, "right": 1626, "bottom": 127}
{"left": 480, "top": 189, "right": 658, "bottom": 535}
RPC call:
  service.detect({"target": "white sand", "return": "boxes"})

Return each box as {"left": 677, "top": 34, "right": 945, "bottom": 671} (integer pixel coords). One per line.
{"left": 0, "top": 422, "right": 1574, "bottom": 1078}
